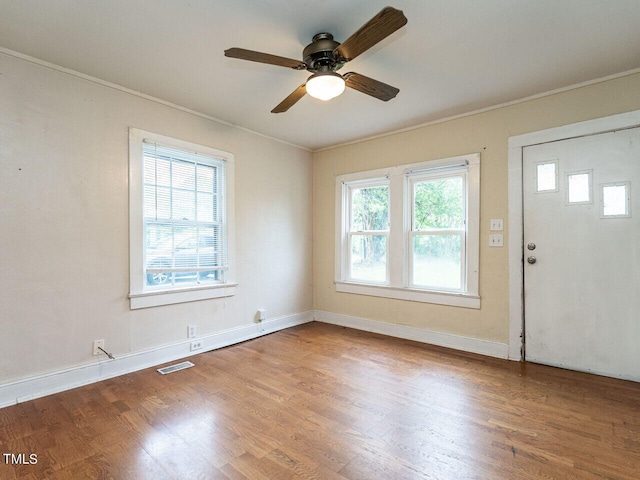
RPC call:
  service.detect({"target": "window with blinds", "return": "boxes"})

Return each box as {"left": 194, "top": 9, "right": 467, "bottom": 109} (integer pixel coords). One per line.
{"left": 142, "top": 142, "right": 227, "bottom": 288}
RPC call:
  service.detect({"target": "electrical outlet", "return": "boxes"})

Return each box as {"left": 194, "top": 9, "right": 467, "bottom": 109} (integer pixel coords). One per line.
{"left": 190, "top": 341, "right": 202, "bottom": 351}
{"left": 257, "top": 309, "right": 267, "bottom": 321}
{"left": 187, "top": 324, "right": 196, "bottom": 338}
{"left": 92, "top": 339, "right": 105, "bottom": 356}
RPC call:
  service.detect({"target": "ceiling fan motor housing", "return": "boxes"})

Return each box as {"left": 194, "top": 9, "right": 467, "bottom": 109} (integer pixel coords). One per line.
{"left": 303, "top": 33, "right": 343, "bottom": 72}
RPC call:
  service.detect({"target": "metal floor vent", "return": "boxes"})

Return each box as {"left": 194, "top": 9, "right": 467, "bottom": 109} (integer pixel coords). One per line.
{"left": 157, "top": 361, "right": 195, "bottom": 375}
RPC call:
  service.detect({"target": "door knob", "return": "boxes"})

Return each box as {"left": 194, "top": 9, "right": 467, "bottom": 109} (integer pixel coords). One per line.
{"left": 527, "top": 256, "right": 537, "bottom": 264}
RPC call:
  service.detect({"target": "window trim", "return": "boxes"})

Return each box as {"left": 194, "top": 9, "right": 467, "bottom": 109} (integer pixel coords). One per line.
{"left": 128, "top": 128, "right": 236, "bottom": 309}
{"left": 534, "top": 159, "right": 560, "bottom": 193}
{"left": 600, "top": 181, "right": 631, "bottom": 218}
{"left": 335, "top": 154, "right": 480, "bottom": 309}
{"left": 565, "top": 169, "right": 593, "bottom": 205}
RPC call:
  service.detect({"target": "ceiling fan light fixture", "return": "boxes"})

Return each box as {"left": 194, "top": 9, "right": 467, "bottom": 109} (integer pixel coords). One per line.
{"left": 306, "top": 72, "right": 345, "bottom": 101}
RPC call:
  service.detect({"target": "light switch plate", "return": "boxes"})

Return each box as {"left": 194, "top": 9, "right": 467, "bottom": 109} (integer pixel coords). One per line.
{"left": 489, "top": 234, "right": 504, "bottom": 247}
{"left": 490, "top": 219, "right": 504, "bottom": 231}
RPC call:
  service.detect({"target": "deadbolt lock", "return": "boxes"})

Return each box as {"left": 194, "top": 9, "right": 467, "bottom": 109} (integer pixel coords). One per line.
{"left": 527, "top": 256, "right": 537, "bottom": 264}
{"left": 527, "top": 243, "right": 536, "bottom": 251}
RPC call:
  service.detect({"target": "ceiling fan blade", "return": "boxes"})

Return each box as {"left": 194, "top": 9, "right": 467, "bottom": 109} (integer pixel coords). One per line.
{"left": 334, "top": 7, "right": 407, "bottom": 62}
{"left": 344, "top": 72, "right": 399, "bottom": 101}
{"left": 271, "top": 83, "right": 307, "bottom": 113}
{"left": 224, "top": 48, "right": 307, "bottom": 70}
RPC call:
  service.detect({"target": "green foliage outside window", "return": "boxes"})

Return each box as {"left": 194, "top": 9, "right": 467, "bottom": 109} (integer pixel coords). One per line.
{"left": 351, "top": 185, "right": 389, "bottom": 268}
{"left": 413, "top": 177, "right": 464, "bottom": 260}
{"left": 349, "top": 175, "right": 464, "bottom": 281}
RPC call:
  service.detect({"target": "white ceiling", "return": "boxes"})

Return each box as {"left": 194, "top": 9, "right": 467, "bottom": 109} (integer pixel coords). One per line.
{"left": 1, "top": 0, "right": 639, "bottom": 151}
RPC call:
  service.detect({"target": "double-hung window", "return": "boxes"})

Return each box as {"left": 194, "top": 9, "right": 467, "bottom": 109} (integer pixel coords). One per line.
{"left": 129, "top": 128, "right": 236, "bottom": 309}
{"left": 336, "top": 153, "right": 480, "bottom": 308}
{"left": 409, "top": 170, "right": 467, "bottom": 291}
{"left": 346, "top": 180, "right": 390, "bottom": 284}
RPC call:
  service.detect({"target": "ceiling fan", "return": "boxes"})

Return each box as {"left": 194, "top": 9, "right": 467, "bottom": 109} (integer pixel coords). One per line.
{"left": 224, "top": 6, "right": 408, "bottom": 113}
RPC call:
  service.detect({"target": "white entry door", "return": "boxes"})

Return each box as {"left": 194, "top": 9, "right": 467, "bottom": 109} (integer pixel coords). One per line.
{"left": 523, "top": 127, "right": 640, "bottom": 380}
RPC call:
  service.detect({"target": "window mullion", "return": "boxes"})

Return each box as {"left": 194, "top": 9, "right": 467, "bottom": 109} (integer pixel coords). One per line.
{"left": 388, "top": 171, "right": 404, "bottom": 287}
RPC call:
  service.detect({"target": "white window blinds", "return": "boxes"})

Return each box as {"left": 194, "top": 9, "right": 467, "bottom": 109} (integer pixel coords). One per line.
{"left": 142, "top": 141, "right": 227, "bottom": 287}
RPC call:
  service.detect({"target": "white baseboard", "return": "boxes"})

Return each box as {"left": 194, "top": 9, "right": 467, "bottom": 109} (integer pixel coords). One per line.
{"left": 0, "top": 311, "right": 313, "bottom": 409}
{"left": 1, "top": 309, "right": 510, "bottom": 409}
{"left": 314, "top": 310, "right": 509, "bottom": 359}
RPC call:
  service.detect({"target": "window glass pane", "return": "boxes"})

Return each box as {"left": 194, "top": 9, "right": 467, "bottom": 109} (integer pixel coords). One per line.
{"left": 197, "top": 164, "right": 214, "bottom": 192}
{"left": 412, "top": 234, "right": 462, "bottom": 290}
{"left": 172, "top": 160, "right": 196, "bottom": 190}
{"left": 413, "top": 176, "right": 463, "bottom": 230}
{"left": 143, "top": 185, "right": 157, "bottom": 219}
{"left": 172, "top": 189, "right": 195, "bottom": 220}
{"left": 143, "top": 225, "right": 222, "bottom": 287}
{"left": 144, "top": 157, "right": 171, "bottom": 187}
{"left": 351, "top": 185, "right": 389, "bottom": 231}
{"left": 536, "top": 162, "right": 557, "bottom": 192}
{"left": 197, "top": 192, "right": 214, "bottom": 222}
{"left": 145, "top": 223, "right": 173, "bottom": 253}
{"left": 197, "top": 228, "right": 216, "bottom": 267}
{"left": 602, "top": 184, "right": 629, "bottom": 216}
{"left": 173, "top": 228, "right": 199, "bottom": 268}
{"left": 143, "top": 156, "right": 156, "bottom": 184}
{"left": 145, "top": 223, "right": 174, "bottom": 286}
{"left": 157, "top": 159, "right": 171, "bottom": 187}
{"left": 144, "top": 186, "right": 171, "bottom": 220}
{"left": 350, "top": 234, "right": 387, "bottom": 283}
{"left": 142, "top": 146, "right": 226, "bottom": 288}
{"left": 567, "top": 172, "right": 591, "bottom": 203}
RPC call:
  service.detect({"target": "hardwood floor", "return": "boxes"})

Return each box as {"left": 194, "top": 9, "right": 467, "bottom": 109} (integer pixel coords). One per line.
{"left": 1, "top": 322, "right": 639, "bottom": 479}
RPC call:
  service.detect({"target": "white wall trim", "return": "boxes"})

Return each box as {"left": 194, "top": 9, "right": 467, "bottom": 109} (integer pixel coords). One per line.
{"left": 334, "top": 282, "right": 480, "bottom": 308}
{"left": 507, "top": 109, "right": 640, "bottom": 361}
{"left": 2, "top": 308, "right": 515, "bottom": 410}
{"left": 314, "top": 310, "right": 509, "bottom": 359}
{"left": 0, "top": 311, "right": 313, "bottom": 409}
{"left": 507, "top": 146, "right": 525, "bottom": 360}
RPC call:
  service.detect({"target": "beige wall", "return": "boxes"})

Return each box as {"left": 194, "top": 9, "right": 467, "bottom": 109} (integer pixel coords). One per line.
{"left": 313, "top": 73, "right": 640, "bottom": 344}
{"left": 0, "top": 53, "right": 313, "bottom": 384}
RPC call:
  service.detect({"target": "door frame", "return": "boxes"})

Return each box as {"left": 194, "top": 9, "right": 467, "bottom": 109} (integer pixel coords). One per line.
{"left": 507, "top": 109, "right": 640, "bottom": 361}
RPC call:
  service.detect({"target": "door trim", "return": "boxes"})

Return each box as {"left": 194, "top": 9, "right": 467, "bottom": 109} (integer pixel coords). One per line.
{"left": 507, "top": 110, "right": 640, "bottom": 361}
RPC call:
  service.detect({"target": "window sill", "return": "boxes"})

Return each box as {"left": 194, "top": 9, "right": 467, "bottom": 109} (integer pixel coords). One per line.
{"left": 335, "top": 281, "right": 480, "bottom": 309}
{"left": 129, "top": 283, "right": 237, "bottom": 309}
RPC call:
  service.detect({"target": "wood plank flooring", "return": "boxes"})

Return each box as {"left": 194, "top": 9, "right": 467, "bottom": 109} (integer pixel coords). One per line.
{"left": 1, "top": 322, "right": 639, "bottom": 479}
